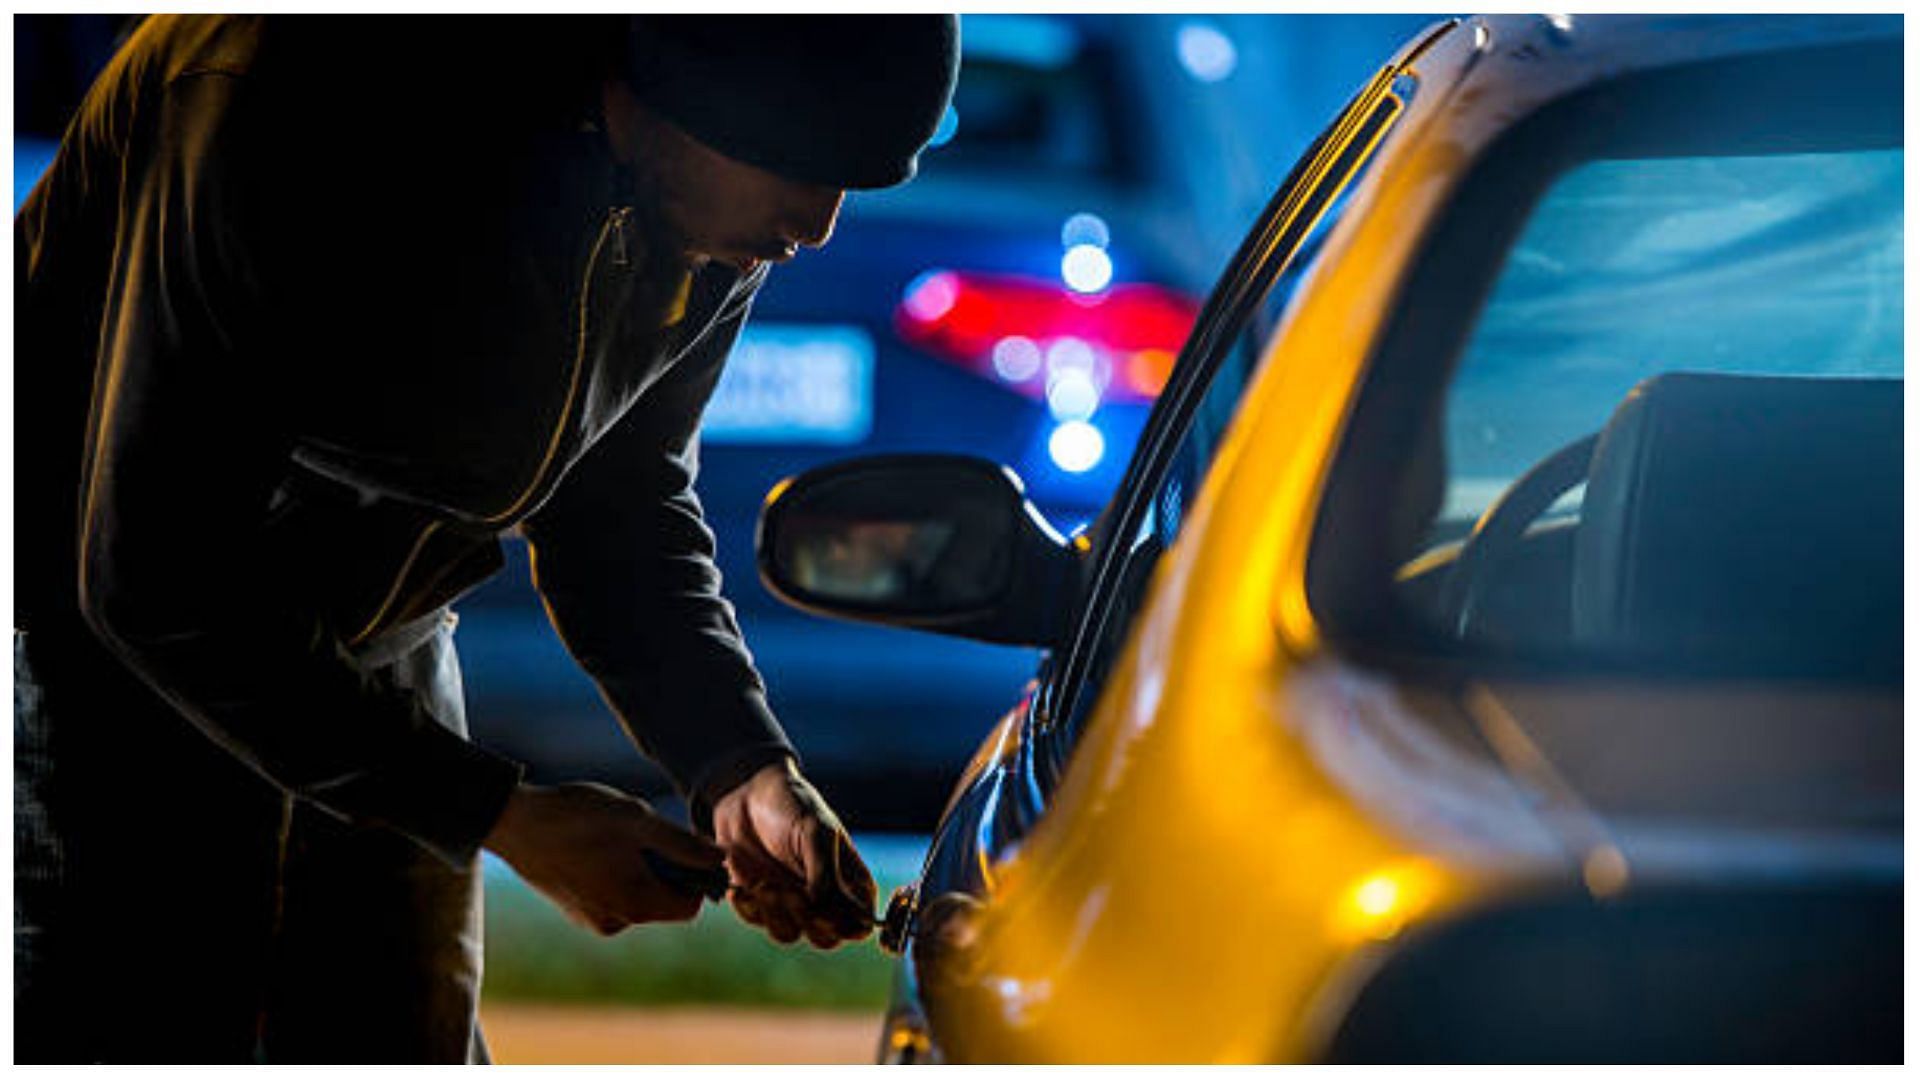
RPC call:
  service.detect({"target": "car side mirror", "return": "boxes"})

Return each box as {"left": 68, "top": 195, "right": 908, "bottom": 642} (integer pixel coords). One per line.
{"left": 756, "top": 454, "right": 1077, "bottom": 647}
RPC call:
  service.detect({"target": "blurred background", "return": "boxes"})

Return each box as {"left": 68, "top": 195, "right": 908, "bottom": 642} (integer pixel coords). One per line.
{"left": 15, "top": 13, "right": 1440, "bottom": 1063}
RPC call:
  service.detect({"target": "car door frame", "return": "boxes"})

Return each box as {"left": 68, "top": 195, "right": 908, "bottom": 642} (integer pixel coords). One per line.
{"left": 886, "top": 26, "right": 1449, "bottom": 1064}
{"left": 1031, "top": 48, "right": 1424, "bottom": 754}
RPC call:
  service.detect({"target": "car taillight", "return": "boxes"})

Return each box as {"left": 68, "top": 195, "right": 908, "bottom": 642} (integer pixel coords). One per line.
{"left": 895, "top": 269, "right": 1200, "bottom": 409}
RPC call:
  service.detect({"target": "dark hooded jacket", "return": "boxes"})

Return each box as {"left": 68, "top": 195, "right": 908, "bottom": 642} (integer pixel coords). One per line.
{"left": 14, "top": 15, "right": 795, "bottom": 865}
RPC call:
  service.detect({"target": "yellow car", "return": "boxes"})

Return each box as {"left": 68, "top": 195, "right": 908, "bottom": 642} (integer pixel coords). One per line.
{"left": 757, "top": 14, "right": 1901, "bottom": 1063}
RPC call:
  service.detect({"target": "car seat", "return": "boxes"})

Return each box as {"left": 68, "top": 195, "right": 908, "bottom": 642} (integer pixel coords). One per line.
{"left": 1571, "top": 371, "right": 1901, "bottom": 679}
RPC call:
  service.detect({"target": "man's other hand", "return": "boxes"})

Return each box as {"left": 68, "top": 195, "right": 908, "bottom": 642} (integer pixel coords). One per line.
{"left": 484, "top": 781, "right": 725, "bottom": 935}
{"left": 711, "top": 759, "right": 877, "bottom": 948}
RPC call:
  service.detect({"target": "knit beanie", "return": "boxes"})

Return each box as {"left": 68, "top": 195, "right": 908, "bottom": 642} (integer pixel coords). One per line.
{"left": 624, "top": 15, "right": 960, "bottom": 190}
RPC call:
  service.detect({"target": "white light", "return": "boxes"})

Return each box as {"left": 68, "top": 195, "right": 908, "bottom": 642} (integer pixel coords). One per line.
{"left": 1061, "top": 244, "right": 1113, "bottom": 294}
{"left": 991, "top": 336, "right": 1043, "bottom": 382}
{"left": 1353, "top": 876, "right": 1401, "bottom": 918}
{"left": 1546, "top": 13, "right": 1574, "bottom": 33}
{"left": 1061, "top": 212, "right": 1110, "bottom": 250}
{"left": 1045, "top": 337, "right": 1097, "bottom": 379}
{"left": 1048, "top": 421, "right": 1105, "bottom": 473}
{"left": 1046, "top": 369, "right": 1101, "bottom": 421}
{"left": 1176, "top": 22, "right": 1238, "bottom": 84}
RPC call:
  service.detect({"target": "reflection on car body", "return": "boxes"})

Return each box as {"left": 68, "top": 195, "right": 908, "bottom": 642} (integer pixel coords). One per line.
{"left": 757, "top": 14, "right": 1901, "bottom": 1063}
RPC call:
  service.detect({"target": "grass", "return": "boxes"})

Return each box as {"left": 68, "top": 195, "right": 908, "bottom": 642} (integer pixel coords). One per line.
{"left": 480, "top": 835, "right": 924, "bottom": 1011}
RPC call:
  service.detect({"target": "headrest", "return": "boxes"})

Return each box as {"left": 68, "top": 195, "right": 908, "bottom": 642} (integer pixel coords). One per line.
{"left": 1573, "top": 372, "right": 1901, "bottom": 679}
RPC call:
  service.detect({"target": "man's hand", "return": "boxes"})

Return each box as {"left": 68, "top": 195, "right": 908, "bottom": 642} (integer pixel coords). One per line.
{"left": 484, "top": 781, "right": 726, "bottom": 935}
{"left": 710, "top": 759, "right": 876, "bottom": 948}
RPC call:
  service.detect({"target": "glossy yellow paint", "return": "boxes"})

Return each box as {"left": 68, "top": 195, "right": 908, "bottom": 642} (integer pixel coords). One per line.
{"left": 931, "top": 603, "right": 1479, "bottom": 1061}
{"left": 917, "top": 21, "right": 1572, "bottom": 1063}
{"left": 1334, "top": 859, "right": 1449, "bottom": 944}
{"left": 907, "top": 14, "right": 1893, "bottom": 1063}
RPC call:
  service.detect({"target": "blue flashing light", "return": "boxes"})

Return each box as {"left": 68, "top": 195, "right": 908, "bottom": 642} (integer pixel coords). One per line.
{"left": 929, "top": 106, "right": 960, "bottom": 150}
{"left": 15, "top": 137, "right": 59, "bottom": 213}
{"left": 1046, "top": 369, "right": 1101, "bottom": 422}
{"left": 1061, "top": 244, "right": 1114, "bottom": 294}
{"left": 1048, "top": 421, "right": 1106, "bottom": 473}
{"left": 1061, "top": 212, "right": 1111, "bottom": 250}
{"left": 1176, "top": 22, "right": 1239, "bottom": 84}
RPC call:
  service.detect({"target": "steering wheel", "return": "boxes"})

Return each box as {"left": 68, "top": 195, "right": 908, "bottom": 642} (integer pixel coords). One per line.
{"left": 1437, "top": 432, "right": 1599, "bottom": 639}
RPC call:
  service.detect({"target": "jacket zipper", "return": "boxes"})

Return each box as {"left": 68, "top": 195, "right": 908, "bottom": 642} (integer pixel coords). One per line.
{"left": 480, "top": 204, "right": 630, "bottom": 526}
{"left": 346, "top": 206, "right": 631, "bottom": 647}
{"left": 610, "top": 207, "right": 631, "bottom": 267}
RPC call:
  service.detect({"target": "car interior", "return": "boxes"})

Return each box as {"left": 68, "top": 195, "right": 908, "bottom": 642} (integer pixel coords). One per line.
{"left": 1309, "top": 27, "right": 1902, "bottom": 686}
{"left": 1394, "top": 370, "right": 1902, "bottom": 681}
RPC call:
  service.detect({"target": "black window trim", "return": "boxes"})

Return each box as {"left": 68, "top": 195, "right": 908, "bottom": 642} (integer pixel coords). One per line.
{"left": 1033, "top": 51, "right": 1423, "bottom": 736}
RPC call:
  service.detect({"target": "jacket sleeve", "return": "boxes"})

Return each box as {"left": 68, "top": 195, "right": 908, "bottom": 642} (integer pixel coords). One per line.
{"left": 75, "top": 69, "right": 523, "bottom": 869}
{"left": 520, "top": 277, "right": 796, "bottom": 831}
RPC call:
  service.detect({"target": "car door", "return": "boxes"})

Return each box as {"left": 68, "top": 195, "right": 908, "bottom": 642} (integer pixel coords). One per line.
{"left": 882, "top": 40, "right": 1429, "bottom": 1062}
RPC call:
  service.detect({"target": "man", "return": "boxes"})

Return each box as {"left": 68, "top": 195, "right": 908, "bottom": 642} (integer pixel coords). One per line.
{"left": 14, "top": 15, "right": 959, "bottom": 1063}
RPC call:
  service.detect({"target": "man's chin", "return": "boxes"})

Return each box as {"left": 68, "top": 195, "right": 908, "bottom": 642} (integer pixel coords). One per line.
{"left": 703, "top": 253, "right": 768, "bottom": 275}
{"left": 678, "top": 250, "right": 743, "bottom": 274}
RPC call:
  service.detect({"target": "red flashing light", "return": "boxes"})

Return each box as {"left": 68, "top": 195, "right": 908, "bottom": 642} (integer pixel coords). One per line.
{"left": 897, "top": 271, "right": 1199, "bottom": 404}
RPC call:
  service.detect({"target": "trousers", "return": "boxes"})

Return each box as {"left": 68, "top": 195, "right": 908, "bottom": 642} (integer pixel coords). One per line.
{"left": 14, "top": 613, "right": 489, "bottom": 1063}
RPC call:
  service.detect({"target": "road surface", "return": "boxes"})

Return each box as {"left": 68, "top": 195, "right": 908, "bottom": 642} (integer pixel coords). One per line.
{"left": 481, "top": 1003, "right": 877, "bottom": 1065}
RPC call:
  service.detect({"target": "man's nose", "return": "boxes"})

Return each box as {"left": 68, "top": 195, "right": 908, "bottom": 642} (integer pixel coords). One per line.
{"left": 788, "top": 188, "right": 846, "bottom": 250}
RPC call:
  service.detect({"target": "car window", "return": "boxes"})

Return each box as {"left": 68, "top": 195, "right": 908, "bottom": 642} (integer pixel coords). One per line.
{"left": 1403, "top": 147, "right": 1902, "bottom": 671}
{"left": 1429, "top": 150, "right": 1903, "bottom": 540}
{"left": 1055, "top": 333, "right": 1262, "bottom": 721}
{"left": 1308, "top": 30, "right": 1903, "bottom": 683}
{"left": 1040, "top": 58, "right": 1416, "bottom": 746}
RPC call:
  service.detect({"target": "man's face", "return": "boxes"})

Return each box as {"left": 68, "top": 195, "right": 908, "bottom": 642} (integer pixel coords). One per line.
{"left": 616, "top": 85, "right": 846, "bottom": 275}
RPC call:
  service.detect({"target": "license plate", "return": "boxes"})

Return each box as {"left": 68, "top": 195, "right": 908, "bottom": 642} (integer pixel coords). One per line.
{"left": 702, "top": 323, "right": 875, "bottom": 445}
